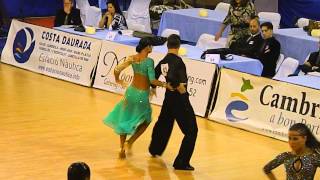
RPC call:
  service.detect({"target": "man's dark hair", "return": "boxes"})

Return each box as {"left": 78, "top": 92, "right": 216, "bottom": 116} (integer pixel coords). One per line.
{"left": 260, "top": 22, "right": 273, "bottom": 30}
{"left": 68, "top": 162, "right": 90, "bottom": 180}
{"left": 250, "top": 16, "right": 260, "bottom": 25}
{"left": 167, "top": 34, "right": 181, "bottom": 49}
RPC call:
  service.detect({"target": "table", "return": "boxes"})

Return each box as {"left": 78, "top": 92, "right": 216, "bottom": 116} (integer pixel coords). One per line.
{"left": 153, "top": 44, "right": 263, "bottom": 76}
{"left": 274, "top": 74, "right": 320, "bottom": 90}
{"left": 54, "top": 26, "right": 140, "bottom": 46}
{"left": 158, "top": 8, "right": 229, "bottom": 43}
{"left": 274, "top": 28, "right": 318, "bottom": 64}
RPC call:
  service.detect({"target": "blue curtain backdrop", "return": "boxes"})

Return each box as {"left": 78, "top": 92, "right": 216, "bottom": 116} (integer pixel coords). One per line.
{"left": 2, "top": 0, "right": 130, "bottom": 18}
{"left": 99, "top": 0, "right": 131, "bottom": 11}
{"left": 279, "top": 0, "right": 320, "bottom": 28}
{"left": 3, "top": 0, "right": 61, "bottom": 18}
{"left": 3, "top": 0, "right": 319, "bottom": 28}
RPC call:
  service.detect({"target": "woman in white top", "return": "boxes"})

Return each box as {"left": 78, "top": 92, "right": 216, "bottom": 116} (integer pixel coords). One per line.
{"left": 99, "top": 0, "right": 127, "bottom": 30}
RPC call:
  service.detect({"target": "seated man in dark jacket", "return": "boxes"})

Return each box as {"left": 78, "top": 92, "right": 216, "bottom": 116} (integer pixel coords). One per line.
{"left": 54, "top": 0, "right": 82, "bottom": 27}
{"left": 230, "top": 18, "right": 263, "bottom": 59}
{"left": 258, "top": 22, "right": 281, "bottom": 78}
{"left": 299, "top": 40, "right": 320, "bottom": 73}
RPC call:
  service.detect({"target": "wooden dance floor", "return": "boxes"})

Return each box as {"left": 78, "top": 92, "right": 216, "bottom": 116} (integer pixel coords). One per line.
{"left": 1, "top": 63, "right": 319, "bottom": 179}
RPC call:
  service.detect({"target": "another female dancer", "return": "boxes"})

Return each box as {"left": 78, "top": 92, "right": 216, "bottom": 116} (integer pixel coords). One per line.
{"left": 264, "top": 123, "right": 320, "bottom": 179}
{"left": 104, "top": 37, "right": 171, "bottom": 159}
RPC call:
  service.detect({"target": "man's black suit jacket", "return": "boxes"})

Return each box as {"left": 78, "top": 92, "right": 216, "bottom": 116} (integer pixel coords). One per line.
{"left": 258, "top": 37, "right": 281, "bottom": 78}
{"left": 230, "top": 33, "right": 264, "bottom": 59}
{"left": 54, "top": 8, "right": 82, "bottom": 27}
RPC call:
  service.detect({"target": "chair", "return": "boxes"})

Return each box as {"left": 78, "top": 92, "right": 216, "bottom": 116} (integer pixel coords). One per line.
{"left": 84, "top": 6, "right": 102, "bottom": 27}
{"left": 215, "top": 2, "right": 230, "bottom": 12}
{"left": 275, "top": 53, "right": 284, "bottom": 72}
{"left": 126, "top": 0, "right": 152, "bottom": 33}
{"left": 75, "top": 0, "right": 91, "bottom": 25}
{"left": 297, "top": 53, "right": 311, "bottom": 75}
{"left": 128, "top": 23, "right": 146, "bottom": 32}
{"left": 123, "top": 11, "right": 128, "bottom": 19}
{"left": 196, "top": 33, "right": 227, "bottom": 49}
{"left": 273, "top": 57, "right": 299, "bottom": 79}
{"left": 161, "top": 28, "right": 180, "bottom": 38}
{"left": 297, "top": 18, "right": 309, "bottom": 28}
{"left": 286, "top": 53, "right": 311, "bottom": 76}
{"left": 258, "top": 12, "right": 281, "bottom": 29}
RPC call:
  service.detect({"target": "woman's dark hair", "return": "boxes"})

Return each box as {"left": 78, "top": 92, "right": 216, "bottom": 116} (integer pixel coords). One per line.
{"left": 107, "top": 0, "right": 124, "bottom": 16}
{"left": 136, "top": 37, "right": 153, "bottom": 53}
{"left": 68, "top": 162, "right": 90, "bottom": 180}
{"left": 107, "top": 0, "right": 127, "bottom": 27}
{"left": 289, "top": 123, "right": 320, "bottom": 150}
{"left": 230, "top": 0, "right": 250, "bottom": 7}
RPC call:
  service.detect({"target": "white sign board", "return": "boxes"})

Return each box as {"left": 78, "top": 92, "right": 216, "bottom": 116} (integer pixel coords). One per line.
{"left": 94, "top": 41, "right": 217, "bottom": 116}
{"left": 209, "top": 68, "right": 320, "bottom": 141}
{"left": 1, "top": 19, "right": 101, "bottom": 86}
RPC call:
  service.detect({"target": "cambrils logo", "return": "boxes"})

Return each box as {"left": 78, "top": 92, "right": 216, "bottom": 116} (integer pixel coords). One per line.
{"left": 225, "top": 78, "right": 253, "bottom": 122}
{"left": 12, "top": 27, "right": 35, "bottom": 63}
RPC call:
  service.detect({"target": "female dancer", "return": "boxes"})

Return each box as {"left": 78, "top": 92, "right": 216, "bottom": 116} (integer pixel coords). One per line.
{"left": 104, "top": 37, "right": 171, "bottom": 158}
{"left": 264, "top": 123, "right": 320, "bottom": 179}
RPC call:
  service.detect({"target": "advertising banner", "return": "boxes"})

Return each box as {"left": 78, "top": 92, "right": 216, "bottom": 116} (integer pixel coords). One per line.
{"left": 1, "top": 19, "right": 101, "bottom": 86}
{"left": 209, "top": 68, "right": 320, "bottom": 141}
{"left": 94, "top": 41, "right": 217, "bottom": 116}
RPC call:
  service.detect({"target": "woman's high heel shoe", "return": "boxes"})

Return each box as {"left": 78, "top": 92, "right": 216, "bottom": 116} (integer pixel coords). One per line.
{"left": 118, "top": 148, "right": 126, "bottom": 159}
{"left": 124, "top": 141, "right": 132, "bottom": 156}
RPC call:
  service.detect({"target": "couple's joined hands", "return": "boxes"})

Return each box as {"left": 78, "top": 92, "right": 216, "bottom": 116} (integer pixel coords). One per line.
{"left": 176, "top": 84, "right": 187, "bottom": 94}
{"left": 165, "top": 83, "right": 186, "bottom": 94}
{"left": 150, "top": 83, "right": 186, "bottom": 98}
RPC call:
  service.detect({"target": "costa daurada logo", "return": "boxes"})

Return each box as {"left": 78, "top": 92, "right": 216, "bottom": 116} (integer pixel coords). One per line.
{"left": 225, "top": 78, "right": 253, "bottom": 122}
{"left": 12, "top": 27, "right": 35, "bottom": 63}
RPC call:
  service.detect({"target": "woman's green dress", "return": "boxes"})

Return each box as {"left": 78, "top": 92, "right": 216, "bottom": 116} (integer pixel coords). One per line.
{"left": 103, "top": 58, "right": 155, "bottom": 135}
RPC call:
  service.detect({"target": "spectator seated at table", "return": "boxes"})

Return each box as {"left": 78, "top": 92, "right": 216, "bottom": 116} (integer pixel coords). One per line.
{"left": 54, "top": 0, "right": 82, "bottom": 27}
{"left": 258, "top": 22, "right": 281, "bottom": 78}
{"left": 229, "top": 17, "right": 263, "bottom": 59}
{"left": 98, "top": 0, "right": 127, "bottom": 30}
{"left": 299, "top": 40, "right": 320, "bottom": 74}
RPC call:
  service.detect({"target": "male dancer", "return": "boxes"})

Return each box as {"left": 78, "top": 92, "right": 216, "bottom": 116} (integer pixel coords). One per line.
{"left": 149, "top": 34, "right": 198, "bottom": 170}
